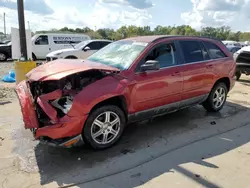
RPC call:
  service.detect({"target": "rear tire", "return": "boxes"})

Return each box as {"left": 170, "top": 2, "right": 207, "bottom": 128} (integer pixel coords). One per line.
{"left": 203, "top": 82, "right": 228, "bottom": 112}
{"left": 0, "top": 52, "right": 7, "bottom": 62}
{"left": 82, "top": 105, "right": 126, "bottom": 150}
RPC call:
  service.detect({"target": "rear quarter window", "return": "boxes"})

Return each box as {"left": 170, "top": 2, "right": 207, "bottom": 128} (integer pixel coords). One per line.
{"left": 203, "top": 41, "right": 227, "bottom": 59}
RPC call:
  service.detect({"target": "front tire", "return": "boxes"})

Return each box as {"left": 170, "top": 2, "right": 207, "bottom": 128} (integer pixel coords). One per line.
{"left": 82, "top": 105, "right": 126, "bottom": 150}
{"left": 203, "top": 82, "right": 228, "bottom": 112}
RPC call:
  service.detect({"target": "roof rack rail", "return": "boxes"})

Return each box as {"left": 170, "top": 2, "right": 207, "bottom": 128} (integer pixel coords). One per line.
{"left": 152, "top": 35, "right": 222, "bottom": 43}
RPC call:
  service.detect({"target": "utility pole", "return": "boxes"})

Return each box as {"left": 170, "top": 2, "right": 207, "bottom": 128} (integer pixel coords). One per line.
{"left": 3, "top": 12, "right": 6, "bottom": 37}
{"left": 17, "top": 0, "right": 27, "bottom": 60}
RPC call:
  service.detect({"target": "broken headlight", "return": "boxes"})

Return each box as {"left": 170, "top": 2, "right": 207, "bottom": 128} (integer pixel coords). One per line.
{"left": 51, "top": 96, "right": 73, "bottom": 115}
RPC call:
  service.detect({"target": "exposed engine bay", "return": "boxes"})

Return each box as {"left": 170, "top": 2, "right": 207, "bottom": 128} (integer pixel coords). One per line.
{"left": 28, "top": 70, "right": 106, "bottom": 126}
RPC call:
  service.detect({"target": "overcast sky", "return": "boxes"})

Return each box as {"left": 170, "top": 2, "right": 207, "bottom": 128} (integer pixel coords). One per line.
{"left": 0, "top": 0, "right": 250, "bottom": 33}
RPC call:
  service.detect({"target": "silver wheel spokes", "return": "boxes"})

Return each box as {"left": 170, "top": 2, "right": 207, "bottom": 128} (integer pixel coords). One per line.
{"left": 91, "top": 111, "right": 121, "bottom": 145}
{"left": 213, "top": 87, "right": 226, "bottom": 108}
{"left": 0, "top": 53, "right": 6, "bottom": 61}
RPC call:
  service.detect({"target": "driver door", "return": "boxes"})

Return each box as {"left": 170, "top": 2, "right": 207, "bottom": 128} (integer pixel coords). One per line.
{"left": 32, "top": 35, "right": 51, "bottom": 59}
{"left": 132, "top": 41, "right": 183, "bottom": 115}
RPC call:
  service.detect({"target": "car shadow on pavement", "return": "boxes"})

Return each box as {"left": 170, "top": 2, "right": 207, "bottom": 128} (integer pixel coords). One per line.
{"left": 32, "top": 101, "right": 250, "bottom": 188}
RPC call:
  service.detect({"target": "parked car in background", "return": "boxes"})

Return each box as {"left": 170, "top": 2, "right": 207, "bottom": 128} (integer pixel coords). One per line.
{"left": 31, "top": 33, "right": 91, "bottom": 60}
{"left": 222, "top": 40, "right": 241, "bottom": 48}
{"left": 233, "top": 46, "right": 250, "bottom": 80}
{"left": 0, "top": 40, "right": 10, "bottom": 45}
{"left": 16, "top": 35, "right": 235, "bottom": 149}
{"left": 227, "top": 46, "right": 241, "bottom": 54}
{"left": 0, "top": 42, "right": 11, "bottom": 61}
{"left": 46, "top": 39, "right": 112, "bottom": 61}
{"left": 0, "top": 34, "right": 91, "bottom": 61}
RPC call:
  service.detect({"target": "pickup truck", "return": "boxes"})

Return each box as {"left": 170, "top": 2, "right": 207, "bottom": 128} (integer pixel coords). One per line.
{"left": 233, "top": 46, "right": 250, "bottom": 80}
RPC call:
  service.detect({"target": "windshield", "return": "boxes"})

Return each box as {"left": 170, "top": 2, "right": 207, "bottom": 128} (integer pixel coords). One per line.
{"left": 87, "top": 40, "right": 148, "bottom": 70}
{"left": 74, "top": 40, "right": 90, "bottom": 49}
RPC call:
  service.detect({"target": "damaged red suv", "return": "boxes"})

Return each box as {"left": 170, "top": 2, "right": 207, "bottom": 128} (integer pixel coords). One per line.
{"left": 16, "top": 36, "right": 236, "bottom": 149}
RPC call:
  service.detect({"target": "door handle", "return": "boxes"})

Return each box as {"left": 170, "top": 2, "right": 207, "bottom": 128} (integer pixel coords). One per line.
{"left": 206, "top": 64, "right": 213, "bottom": 69}
{"left": 171, "top": 71, "right": 180, "bottom": 76}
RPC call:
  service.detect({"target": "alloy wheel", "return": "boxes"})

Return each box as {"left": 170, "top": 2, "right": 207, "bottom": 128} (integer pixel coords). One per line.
{"left": 213, "top": 87, "right": 226, "bottom": 109}
{"left": 0, "top": 53, "right": 6, "bottom": 61}
{"left": 91, "top": 111, "right": 121, "bottom": 145}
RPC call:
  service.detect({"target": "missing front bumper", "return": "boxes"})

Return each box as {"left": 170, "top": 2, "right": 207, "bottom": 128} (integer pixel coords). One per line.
{"left": 39, "top": 134, "right": 83, "bottom": 148}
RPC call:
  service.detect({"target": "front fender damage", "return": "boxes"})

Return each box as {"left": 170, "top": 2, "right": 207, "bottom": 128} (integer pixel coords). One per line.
{"left": 21, "top": 69, "right": 109, "bottom": 146}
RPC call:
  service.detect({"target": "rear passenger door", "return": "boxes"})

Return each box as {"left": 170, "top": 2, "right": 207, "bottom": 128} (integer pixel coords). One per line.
{"left": 178, "top": 40, "right": 211, "bottom": 104}
{"left": 203, "top": 40, "right": 228, "bottom": 90}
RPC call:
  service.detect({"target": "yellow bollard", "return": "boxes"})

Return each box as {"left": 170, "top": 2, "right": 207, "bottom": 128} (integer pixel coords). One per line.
{"left": 15, "top": 61, "right": 36, "bottom": 85}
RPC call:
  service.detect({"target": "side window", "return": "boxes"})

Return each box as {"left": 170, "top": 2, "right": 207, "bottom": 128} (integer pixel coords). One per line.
{"left": 179, "top": 41, "right": 204, "bottom": 63}
{"left": 145, "top": 43, "right": 176, "bottom": 68}
{"left": 86, "top": 42, "right": 101, "bottom": 50}
{"left": 35, "top": 35, "right": 48, "bottom": 45}
{"left": 199, "top": 42, "right": 210, "bottom": 60}
{"left": 100, "top": 42, "right": 111, "bottom": 48}
{"left": 203, "top": 41, "right": 227, "bottom": 59}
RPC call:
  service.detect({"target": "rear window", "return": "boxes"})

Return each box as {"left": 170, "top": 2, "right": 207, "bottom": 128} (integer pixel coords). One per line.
{"left": 86, "top": 41, "right": 101, "bottom": 50}
{"left": 179, "top": 41, "right": 204, "bottom": 63}
{"left": 100, "top": 41, "right": 111, "bottom": 48}
{"left": 203, "top": 41, "right": 227, "bottom": 59}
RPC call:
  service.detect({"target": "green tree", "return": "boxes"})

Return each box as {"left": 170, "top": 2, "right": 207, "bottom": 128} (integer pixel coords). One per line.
{"left": 239, "top": 32, "right": 250, "bottom": 41}
{"left": 227, "top": 32, "right": 238, "bottom": 41}
{"left": 35, "top": 25, "right": 250, "bottom": 42}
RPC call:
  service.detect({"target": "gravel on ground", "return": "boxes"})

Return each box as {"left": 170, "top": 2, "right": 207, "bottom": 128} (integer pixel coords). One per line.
{"left": 0, "top": 62, "right": 16, "bottom": 100}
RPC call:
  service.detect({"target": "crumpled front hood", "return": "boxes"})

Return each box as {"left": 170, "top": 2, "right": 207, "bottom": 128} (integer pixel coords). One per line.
{"left": 47, "top": 48, "right": 76, "bottom": 57}
{"left": 26, "top": 59, "right": 120, "bottom": 81}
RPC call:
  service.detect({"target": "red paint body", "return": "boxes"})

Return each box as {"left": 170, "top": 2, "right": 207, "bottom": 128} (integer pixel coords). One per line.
{"left": 16, "top": 36, "right": 236, "bottom": 141}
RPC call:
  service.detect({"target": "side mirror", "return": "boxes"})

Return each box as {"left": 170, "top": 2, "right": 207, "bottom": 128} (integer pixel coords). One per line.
{"left": 140, "top": 60, "right": 160, "bottom": 72}
{"left": 83, "top": 46, "right": 90, "bottom": 51}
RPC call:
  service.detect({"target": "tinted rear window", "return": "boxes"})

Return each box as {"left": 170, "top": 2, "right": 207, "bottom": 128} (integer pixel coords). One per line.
{"left": 179, "top": 41, "right": 204, "bottom": 63}
{"left": 203, "top": 41, "right": 227, "bottom": 59}
{"left": 86, "top": 42, "right": 101, "bottom": 50}
{"left": 100, "top": 41, "right": 111, "bottom": 48}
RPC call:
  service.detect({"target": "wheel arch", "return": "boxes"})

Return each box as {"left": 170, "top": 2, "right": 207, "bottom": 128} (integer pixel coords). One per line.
{"left": 65, "top": 55, "right": 78, "bottom": 59}
{"left": 89, "top": 95, "right": 128, "bottom": 121}
{"left": 213, "top": 77, "right": 230, "bottom": 91}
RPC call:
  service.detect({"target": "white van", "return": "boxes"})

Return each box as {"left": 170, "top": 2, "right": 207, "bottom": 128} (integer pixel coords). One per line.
{"left": 31, "top": 33, "right": 91, "bottom": 60}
